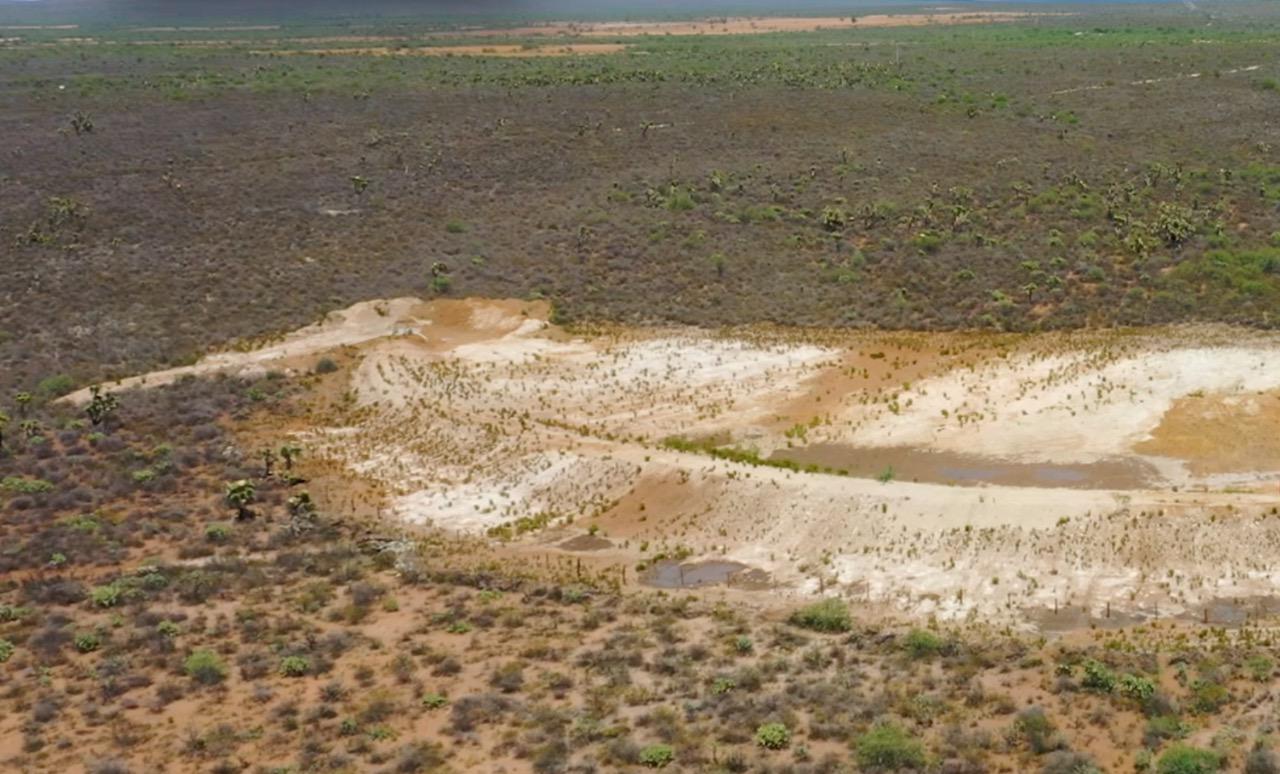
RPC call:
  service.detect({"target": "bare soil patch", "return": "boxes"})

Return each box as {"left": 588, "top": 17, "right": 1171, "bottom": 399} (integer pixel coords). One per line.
{"left": 255, "top": 43, "right": 629, "bottom": 57}
{"left": 1135, "top": 389, "right": 1280, "bottom": 475}
{"left": 458, "top": 13, "right": 1057, "bottom": 39}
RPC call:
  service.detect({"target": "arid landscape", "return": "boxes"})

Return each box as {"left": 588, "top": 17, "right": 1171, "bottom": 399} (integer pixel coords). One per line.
{"left": 4, "top": 1, "right": 1280, "bottom": 772}
{"left": 71, "top": 296, "right": 1280, "bottom": 628}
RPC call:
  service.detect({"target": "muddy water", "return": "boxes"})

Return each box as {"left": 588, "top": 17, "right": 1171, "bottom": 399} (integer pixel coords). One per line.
{"left": 771, "top": 444, "right": 1161, "bottom": 490}
{"left": 1185, "top": 596, "right": 1280, "bottom": 626}
{"left": 1029, "top": 596, "right": 1280, "bottom": 632}
{"left": 642, "top": 560, "right": 771, "bottom": 590}
{"left": 559, "top": 534, "right": 613, "bottom": 551}
{"left": 1026, "top": 605, "right": 1148, "bottom": 633}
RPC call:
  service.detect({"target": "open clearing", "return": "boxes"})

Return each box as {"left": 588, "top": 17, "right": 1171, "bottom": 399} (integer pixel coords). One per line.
{"left": 456, "top": 13, "right": 1059, "bottom": 38}
{"left": 254, "top": 43, "right": 630, "bottom": 57}
{"left": 0, "top": 12, "right": 1056, "bottom": 50}
{"left": 93, "top": 297, "right": 1280, "bottom": 630}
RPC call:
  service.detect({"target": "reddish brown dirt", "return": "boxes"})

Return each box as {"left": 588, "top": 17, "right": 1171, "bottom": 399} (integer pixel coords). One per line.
{"left": 769, "top": 332, "right": 998, "bottom": 430}
{"left": 1135, "top": 390, "right": 1280, "bottom": 475}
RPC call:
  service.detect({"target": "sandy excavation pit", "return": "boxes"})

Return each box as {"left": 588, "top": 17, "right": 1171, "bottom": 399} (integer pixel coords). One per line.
{"left": 88, "top": 298, "right": 1280, "bottom": 629}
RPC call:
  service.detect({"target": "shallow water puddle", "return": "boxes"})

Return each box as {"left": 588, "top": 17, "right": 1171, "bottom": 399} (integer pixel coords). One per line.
{"left": 771, "top": 444, "right": 1161, "bottom": 490}
{"left": 559, "top": 534, "right": 613, "bottom": 551}
{"left": 1186, "top": 596, "right": 1280, "bottom": 626}
{"left": 1025, "top": 605, "right": 1148, "bottom": 633}
{"left": 642, "top": 560, "right": 770, "bottom": 590}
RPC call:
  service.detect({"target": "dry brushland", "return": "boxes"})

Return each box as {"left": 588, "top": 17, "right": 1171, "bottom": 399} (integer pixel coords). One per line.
{"left": 4, "top": 3, "right": 1280, "bottom": 773}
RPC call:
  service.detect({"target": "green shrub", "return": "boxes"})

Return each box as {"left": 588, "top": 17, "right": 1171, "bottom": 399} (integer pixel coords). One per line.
{"left": 205, "top": 523, "right": 231, "bottom": 542}
{"left": 314, "top": 357, "right": 339, "bottom": 374}
{"left": 1152, "top": 202, "right": 1196, "bottom": 245}
{"left": 1013, "top": 707, "right": 1059, "bottom": 754}
{"left": 90, "top": 583, "right": 123, "bottom": 608}
{"left": 1118, "top": 673, "right": 1156, "bottom": 703}
{"left": 1165, "top": 248, "right": 1280, "bottom": 302}
{"left": 36, "top": 374, "right": 75, "bottom": 399}
{"left": 789, "top": 599, "right": 851, "bottom": 633}
{"left": 74, "top": 632, "right": 101, "bottom": 653}
{"left": 664, "top": 187, "right": 695, "bottom": 212}
{"left": 820, "top": 205, "right": 847, "bottom": 231}
{"left": 0, "top": 605, "right": 31, "bottom": 623}
{"left": 639, "top": 744, "right": 675, "bottom": 768}
{"left": 1081, "top": 659, "right": 1117, "bottom": 693}
{"left": 912, "top": 230, "right": 944, "bottom": 253}
{"left": 185, "top": 649, "right": 227, "bottom": 685}
{"left": 755, "top": 722, "right": 791, "bottom": 750}
{"left": 1145, "top": 715, "right": 1191, "bottom": 746}
{"left": 903, "top": 629, "right": 942, "bottom": 658}
{"left": 279, "top": 656, "right": 310, "bottom": 677}
{"left": 1, "top": 476, "right": 53, "bottom": 494}
{"left": 1157, "top": 745, "right": 1221, "bottom": 774}
{"left": 1245, "top": 655, "right": 1274, "bottom": 682}
{"left": 1189, "top": 680, "right": 1229, "bottom": 714}
{"left": 855, "top": 722, "right": 927, "bottom": 770}
{"left": 711, "top": 677, "right": 735, "bottom": 695}
{"left": 0, "top": 639, "right": 14, "bottom": 663}
{"left": 420, "top": 693, "right": 448, "bottom": 709}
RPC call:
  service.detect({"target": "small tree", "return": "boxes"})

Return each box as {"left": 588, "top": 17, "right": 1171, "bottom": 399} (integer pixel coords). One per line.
{"left": 70, "top": 110, "right": 94, "bottom": 135}
{"left": 260, "top": 447, "right": 276, "bottom": 478}
{"left": 0, "top": 411, "right": 8, "bottom": 452}
{"left": 85, "top": 385, "right": 119, "bottom": 427}
{"left": 13, "top": 392, "right": 31, "bottom": 416}
{"left": 430, "top": 261, "right": 451, "bottom": 295}
{"left": 225, "top": 479, "right": 256, "bottom": 520}
{"left": 280, "top": 443, "right": 302, "bottom": 473}
{"left": 820, "top": 205, "right": 847, "bottom": 232}
{"left": 288, "top": 491, "right": 314, "bottom": 517}
{"left": 287, "top": 491, "right": 317, "bottom": 535}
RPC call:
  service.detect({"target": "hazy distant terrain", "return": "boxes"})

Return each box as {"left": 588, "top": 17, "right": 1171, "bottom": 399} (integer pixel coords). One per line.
{"left": 0, "top": 0, "right": 1167, "bottom": 25}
